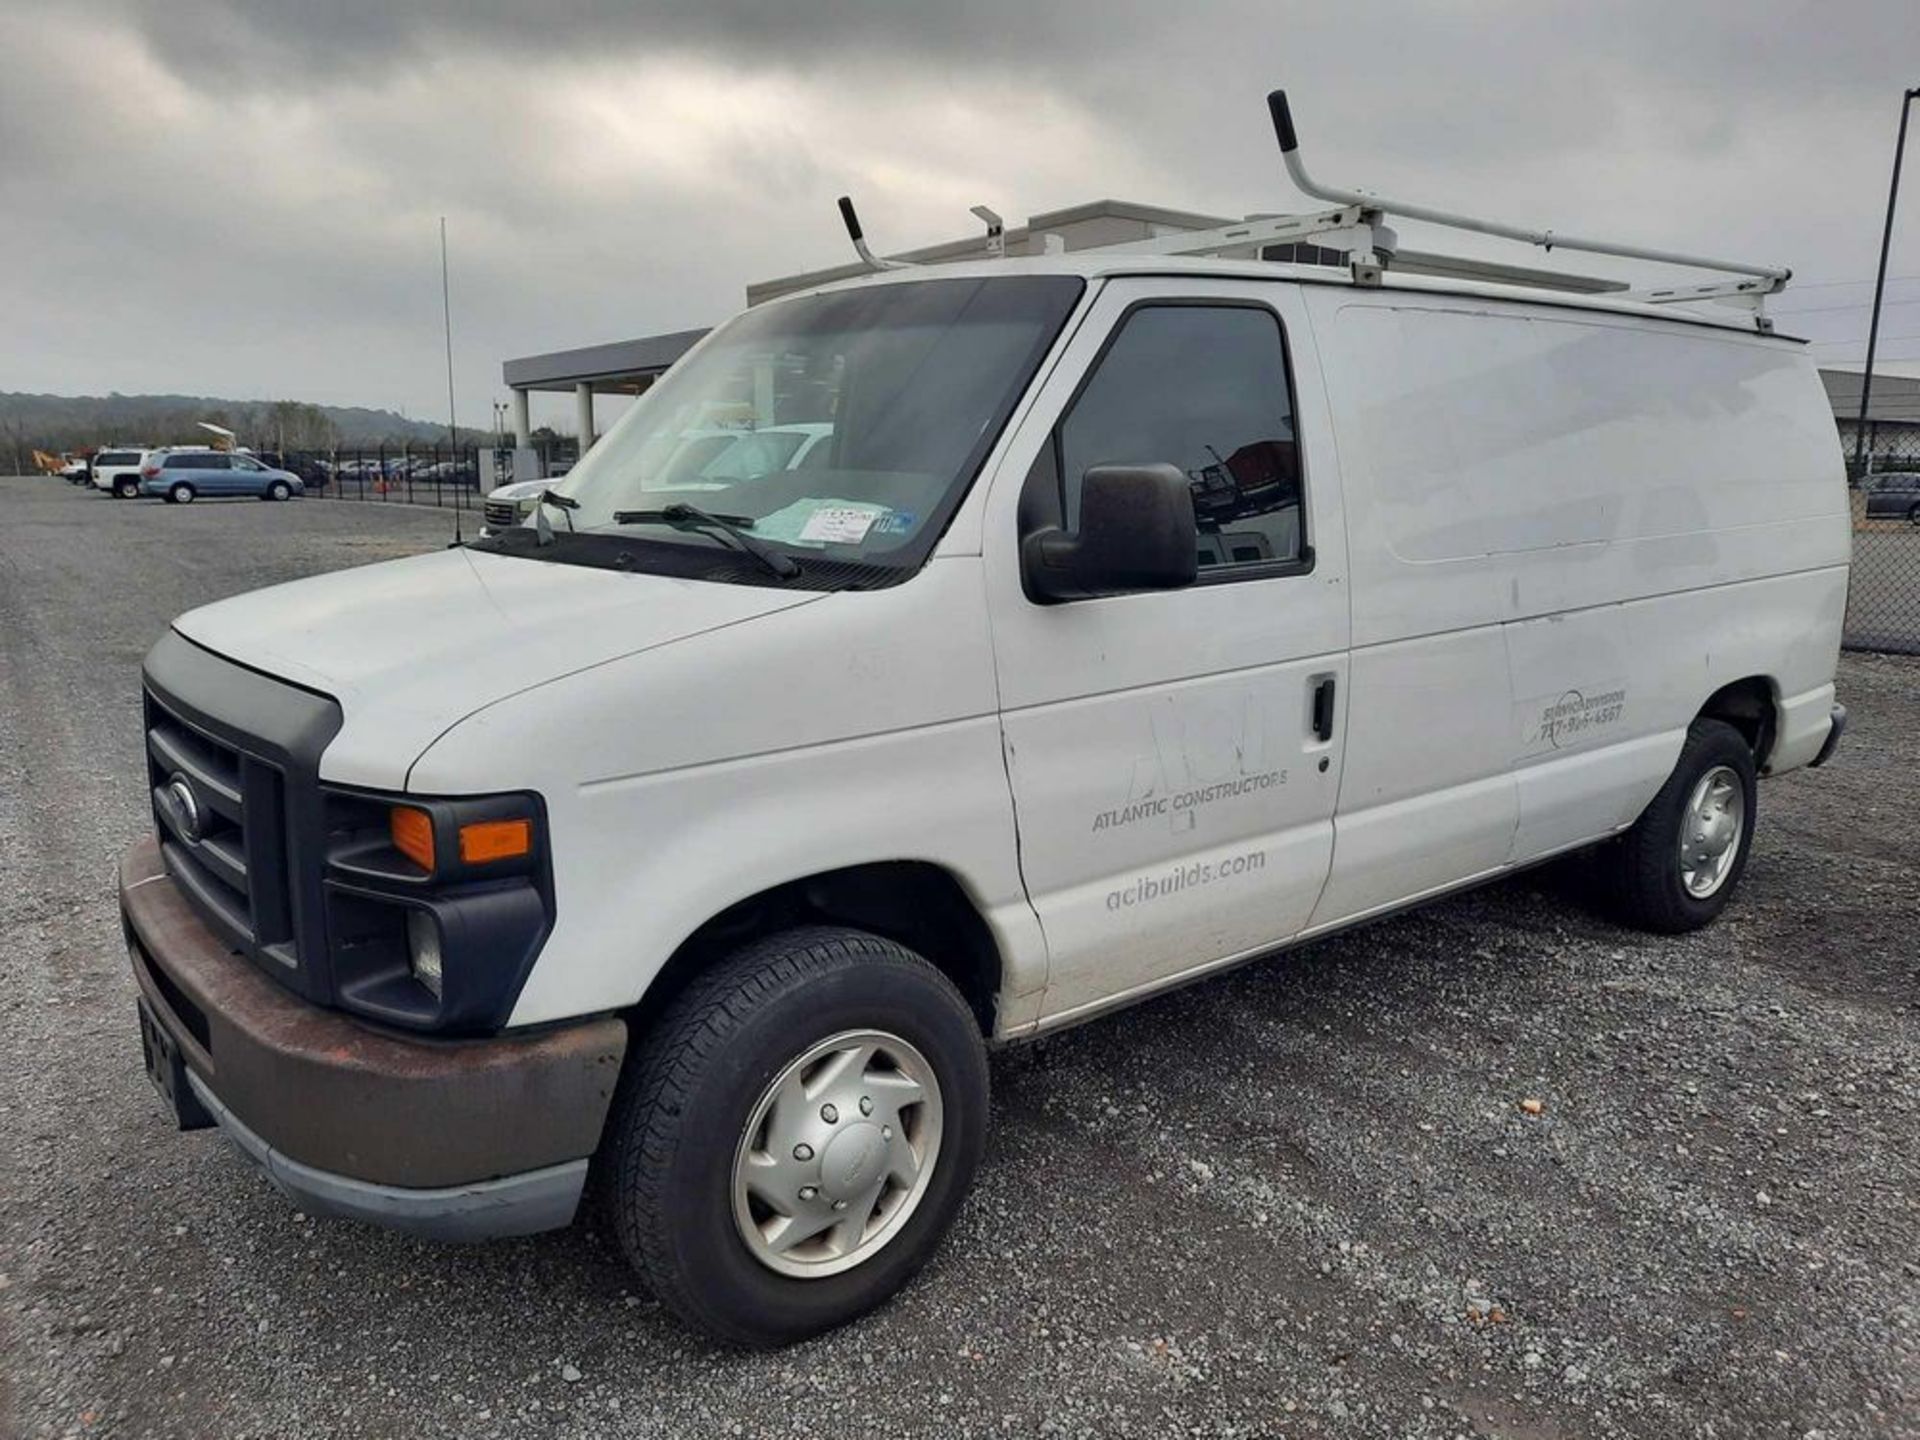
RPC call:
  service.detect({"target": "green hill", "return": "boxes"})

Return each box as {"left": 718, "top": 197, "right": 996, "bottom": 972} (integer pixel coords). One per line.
{"left": 0, "top": 391, "right": 491, "bottom": 461}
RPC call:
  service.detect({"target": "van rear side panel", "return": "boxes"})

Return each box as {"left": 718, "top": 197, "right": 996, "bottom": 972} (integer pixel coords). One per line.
{"left": 1309, "top": 290, "right": 1848, "bottom": 882}
{"left": 1311, "top": 294, "right": 1849, "bottom": 644}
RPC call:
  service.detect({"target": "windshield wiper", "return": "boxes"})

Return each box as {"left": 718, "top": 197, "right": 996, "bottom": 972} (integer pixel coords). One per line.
{"left": 611, "top": 503, "right": 800, "bottom": 580}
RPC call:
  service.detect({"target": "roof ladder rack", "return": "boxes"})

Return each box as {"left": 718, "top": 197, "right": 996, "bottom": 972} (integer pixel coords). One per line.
{"left": 833, "top": 92, "right": 1792, "bottom": 333}
{"left": 1079, "top": 91, "right": 1793, "bottom": 332}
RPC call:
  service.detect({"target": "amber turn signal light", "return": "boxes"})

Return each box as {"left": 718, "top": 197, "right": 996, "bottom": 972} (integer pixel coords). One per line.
{"left": 389, "top": 805, "right": 436, "bottom": 873}
{"left": 458, "top": 817, "right": 532, "bottom": 865}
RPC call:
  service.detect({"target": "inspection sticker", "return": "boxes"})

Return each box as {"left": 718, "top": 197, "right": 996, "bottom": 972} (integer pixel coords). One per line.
{"left": 798, "top": 505, "right": 879, "bottom": 544}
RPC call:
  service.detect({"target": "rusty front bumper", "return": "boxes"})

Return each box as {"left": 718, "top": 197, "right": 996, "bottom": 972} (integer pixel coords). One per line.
{"left": 121, "top": 836, "right": 626, "bottom": 1239}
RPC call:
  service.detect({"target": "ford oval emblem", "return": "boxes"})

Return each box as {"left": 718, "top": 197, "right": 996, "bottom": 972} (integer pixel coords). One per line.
{"left": 167, "top": 775, "right": 203, "bottom": 843}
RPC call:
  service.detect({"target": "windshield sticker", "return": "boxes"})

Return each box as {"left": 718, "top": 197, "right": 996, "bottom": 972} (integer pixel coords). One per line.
{"left": 798, "top": 504, "right": 882, "bottom": 545}
{"left": 754, "top": 498, "right": 889, "bottom": 545}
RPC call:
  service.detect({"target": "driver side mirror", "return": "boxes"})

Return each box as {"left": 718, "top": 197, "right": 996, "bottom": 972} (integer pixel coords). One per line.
{"left": 1021, "top": 463, "right": 1198, "bottom": 603}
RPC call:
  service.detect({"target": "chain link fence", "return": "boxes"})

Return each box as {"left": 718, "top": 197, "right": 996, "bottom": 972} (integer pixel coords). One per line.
{"left": 1846, "top": 422, "right": 1920, "bottom": 654}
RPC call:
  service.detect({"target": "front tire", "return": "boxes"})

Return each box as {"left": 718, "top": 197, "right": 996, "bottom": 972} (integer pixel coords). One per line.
{"left": 266, "top": 480, "right": 292, "bottom": 502}
{"left": 604, "top": 927, "right": 988, "bottom": 1347}
{"left": 1597, "top": 717, "right": 1756, "bottom": 933}
{"left": 168, "top": 482, "right": 195, "bottom": 505}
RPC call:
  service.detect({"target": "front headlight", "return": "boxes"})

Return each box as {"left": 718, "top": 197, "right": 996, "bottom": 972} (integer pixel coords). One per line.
{"left": 320, "top": 788, "right": 552, "bottom": 1034}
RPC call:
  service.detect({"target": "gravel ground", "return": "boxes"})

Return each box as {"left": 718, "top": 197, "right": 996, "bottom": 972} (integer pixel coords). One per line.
{"left": 1, "top": 475, "right": 1915, "bottom": 1439}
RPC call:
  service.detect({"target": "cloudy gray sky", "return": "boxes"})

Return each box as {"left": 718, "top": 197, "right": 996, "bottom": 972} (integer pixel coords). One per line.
{"left": 4, "top": 0, "right": 1920, "bottom": 431}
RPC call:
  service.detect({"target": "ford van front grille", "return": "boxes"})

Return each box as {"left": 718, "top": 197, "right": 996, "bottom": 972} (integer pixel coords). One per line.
{"left": 146, "top": 695, "right": 298, "bottom": 971}
{"left": 140, "top": 631, "right": 343, "bottom": 1004}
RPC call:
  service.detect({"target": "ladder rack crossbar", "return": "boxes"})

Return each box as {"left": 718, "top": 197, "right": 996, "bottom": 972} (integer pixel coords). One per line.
{"left": 1082, "top": 205, "right": 1369, "bottom": 259}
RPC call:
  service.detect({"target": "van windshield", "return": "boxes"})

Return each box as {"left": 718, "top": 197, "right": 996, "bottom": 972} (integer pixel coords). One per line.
{"left": 496, "top": 275, "right": 1083, "bottom": 583}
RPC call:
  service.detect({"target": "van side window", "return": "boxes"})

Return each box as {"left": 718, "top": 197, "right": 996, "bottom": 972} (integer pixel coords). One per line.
{"left": 1057, "top": 303, "right": 1304, "bottom": 573}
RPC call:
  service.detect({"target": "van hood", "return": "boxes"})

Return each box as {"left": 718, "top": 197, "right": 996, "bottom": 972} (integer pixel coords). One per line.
{"left": 171, "top": 546, "right": 825, "bottom": 790}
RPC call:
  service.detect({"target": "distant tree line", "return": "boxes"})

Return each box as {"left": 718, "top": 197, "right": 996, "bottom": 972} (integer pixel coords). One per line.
{"left": 0, "top": 391, "right": 496, "bottom": 470}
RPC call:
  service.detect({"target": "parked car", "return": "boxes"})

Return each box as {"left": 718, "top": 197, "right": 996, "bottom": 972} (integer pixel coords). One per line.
{"left": 414, "top": 459, "right": 480, "bottom": 486}
{"left": 138, "top": 450, "right": 304, "bottom": 503}
{"left": 59, "top": 455, "right": 91, "bottom": 484}
{"left": 120, "top": 95, "right": 1849, "bottom": 1349}
{"left": 255, "top": 451, "right": 332, "bottom": 489}
{"left": 91, "top": 447, "right": 152, "bottom": 499}
{"left": 1863, "top": 471, "right": 1920, "bottom": 523}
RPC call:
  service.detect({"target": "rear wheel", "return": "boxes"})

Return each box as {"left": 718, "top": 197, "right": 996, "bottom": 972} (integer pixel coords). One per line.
{"left": 1908, "top": 502, "right": 1920, "bottom": 526}
{"left": 604, "top": 926, "right": 988, "bottom": 1347}
{"left": 167, "top": 482, "right": 195, "bottom": 505}
{"left": 266, "top": 480, "right": 292, "bottom": 502}
{"left": 1596, "top": 717, "right": 1756, "bottom": 933}
{"left": 114, "top": 478, "right": 139, "bottom": 499}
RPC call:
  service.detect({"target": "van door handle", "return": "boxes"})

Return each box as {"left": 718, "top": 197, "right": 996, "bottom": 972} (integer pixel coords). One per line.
{"left": 1311, "top": 676, "right": 1337, "bottom": 743}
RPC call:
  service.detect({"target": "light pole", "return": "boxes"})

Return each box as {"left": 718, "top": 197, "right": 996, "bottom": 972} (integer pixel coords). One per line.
{"left": 1855, "top": 86, "right": 1920, "bottom": 481}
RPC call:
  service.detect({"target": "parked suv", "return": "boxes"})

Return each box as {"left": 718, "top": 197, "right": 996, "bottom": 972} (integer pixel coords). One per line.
{"left": 121, "top": 97, "right": 1850, "bottom": 1348}
{"left": 91, "top": 447, "right": 151, "bottom": 499}
{"left": 1863, "top": 471, "right": 1920, "bottom": 523}
{"left": 139, "top": 450, "right": 304, "bottom": 503}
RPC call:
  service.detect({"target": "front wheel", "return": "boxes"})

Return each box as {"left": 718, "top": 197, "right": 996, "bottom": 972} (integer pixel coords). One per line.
{"left": 1908, "top": 502, "right": 1920, "bottom": 527}
{"left": 167, "top": 482, "right": 195, "bottom": 505}
{"left": 604, "top": 927, "right": 988, "bottom": 1347}
{"left": 266, "top": 480, "right": 292, "bottom": 502}
{"left": 1597, "top": 717, "right": 1756, "bottom": 933}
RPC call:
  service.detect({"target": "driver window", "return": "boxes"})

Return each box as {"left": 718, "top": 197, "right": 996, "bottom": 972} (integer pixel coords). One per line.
{"left": 1057, "top": 304, "right": 1304, "bottom": 572}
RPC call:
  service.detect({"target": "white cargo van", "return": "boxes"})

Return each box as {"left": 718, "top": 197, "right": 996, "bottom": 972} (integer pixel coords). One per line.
{"left": 122, "top": 94, "right": 1848, "bottom": 1347}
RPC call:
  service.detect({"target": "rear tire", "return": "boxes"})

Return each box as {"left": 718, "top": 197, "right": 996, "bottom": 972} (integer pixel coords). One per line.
{"left": 1596, "top": 717, "right": 1756, "bottom": 933}
{"left": 1908, "top": 502, "right": 1920, "bottom": 527}
{"left": 604, "top": 926, "right": 988, "bottom": 1347}
{"left": 114, "top": 478, "right": 139, "bottom": 499}
{"left": 168, "top": 482, "right": 195, "bottom": 505}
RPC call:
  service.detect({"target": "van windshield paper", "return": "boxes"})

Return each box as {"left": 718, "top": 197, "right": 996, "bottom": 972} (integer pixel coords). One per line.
{"left": 754, "top": 499, "right": 890, "bottom": 546}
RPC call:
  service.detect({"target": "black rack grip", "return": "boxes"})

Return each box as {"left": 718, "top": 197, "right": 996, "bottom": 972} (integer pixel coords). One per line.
{"left": 836, "top": 195, "right": 863, "bottom": 243}
{"left": 1267, "top": 90, "right": 1297, "bottom": 153}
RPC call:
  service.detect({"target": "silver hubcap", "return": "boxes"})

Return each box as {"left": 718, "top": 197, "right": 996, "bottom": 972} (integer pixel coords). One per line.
{"left": 1679, "top": 764, "right": 1745, "bottom": 898}
{"left": 731, "top": 1029, "right": 943, "bottom": 1279}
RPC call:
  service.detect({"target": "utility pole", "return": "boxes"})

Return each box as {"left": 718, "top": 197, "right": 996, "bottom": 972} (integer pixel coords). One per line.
{"left": 441, "top": 217, "right": 459, "bottom": 455}
{"left": 1856, "top": 86, "right": 1920, "bottom": 481}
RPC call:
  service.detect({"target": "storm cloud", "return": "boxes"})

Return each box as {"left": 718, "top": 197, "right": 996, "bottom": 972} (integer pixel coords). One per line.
{"left": 3, "top": 0, "right": 1917, "bottom": 426}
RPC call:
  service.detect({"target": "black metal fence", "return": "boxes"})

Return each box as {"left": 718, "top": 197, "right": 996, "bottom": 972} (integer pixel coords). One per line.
{"left": 294, "top": 440, "right": 584, "bottom": 509}
{"left": 1847, "top": 426, "right": 1920, "bottom": 655}
{"left": 287, "top": 444, "right": 499, "bottom": 510}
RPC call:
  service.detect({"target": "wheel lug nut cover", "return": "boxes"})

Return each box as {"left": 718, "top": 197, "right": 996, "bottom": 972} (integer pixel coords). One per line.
{"left": 820, "top": 1103, "right": 838, "bottom": 1124}
{"left": 793, "top": 1143, "right": 814, "bottom": 1162}
{"left": 859, "top": 1096, "right": 873, "bottom": 1116}
{"left": 798, "top": 1185, "right": 817, "bottom": 1201}
{"left": 833, "top": 1200, "right": 847, "bottom": 1211}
